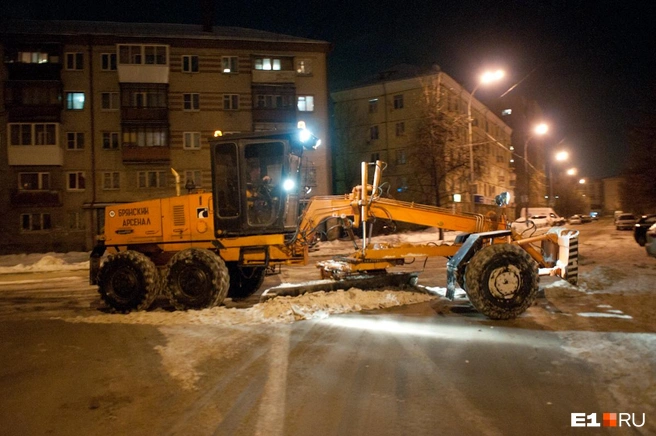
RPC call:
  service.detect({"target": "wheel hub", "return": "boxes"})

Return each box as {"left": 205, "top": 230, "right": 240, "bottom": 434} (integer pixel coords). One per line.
{"left": 177, "top": 266, "right": 209, "bottom": 297}
{"left": 488, "top": 265, "right": 521, "bottom": 299}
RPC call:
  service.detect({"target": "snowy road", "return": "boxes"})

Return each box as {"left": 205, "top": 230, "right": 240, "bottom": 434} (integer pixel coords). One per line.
{"left": 0, "top": 218, "right": 654, "bottom": 435}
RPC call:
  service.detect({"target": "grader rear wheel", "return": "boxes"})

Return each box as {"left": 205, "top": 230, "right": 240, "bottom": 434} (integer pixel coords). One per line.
{"left": 464, "top": 244, "right": 539, "bottom": 320}
{"left": 165, "top": 248, "right": 229, "bottom": 310}
{"left": 97, "top": 250, "right": 160, "bottom": 313}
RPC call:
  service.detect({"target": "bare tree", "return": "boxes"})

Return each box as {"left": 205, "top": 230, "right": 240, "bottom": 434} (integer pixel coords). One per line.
{"left": 407, "top": 76, "right": 474, "bottom": 207}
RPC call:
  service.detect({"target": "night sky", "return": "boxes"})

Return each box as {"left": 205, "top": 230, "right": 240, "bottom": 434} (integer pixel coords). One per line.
{"left": 3, "top": 0, "right": 654, "bottom": 179}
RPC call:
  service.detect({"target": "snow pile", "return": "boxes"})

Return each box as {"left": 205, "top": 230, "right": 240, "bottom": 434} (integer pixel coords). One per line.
{"left": 69, "top": 288, "right": 436, "bottom": 326}
{"left": 0, "top": 252, "right": 89, "bottom": 274}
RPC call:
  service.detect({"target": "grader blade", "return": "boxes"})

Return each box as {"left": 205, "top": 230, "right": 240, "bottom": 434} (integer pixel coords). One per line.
{"left": 259, "top": 272, "right": 421, "bottom": 301}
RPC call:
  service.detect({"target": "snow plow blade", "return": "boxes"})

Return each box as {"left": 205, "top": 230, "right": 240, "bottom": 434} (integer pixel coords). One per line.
{"left": 259, "top": 272, "right": 421, "bottom": 302}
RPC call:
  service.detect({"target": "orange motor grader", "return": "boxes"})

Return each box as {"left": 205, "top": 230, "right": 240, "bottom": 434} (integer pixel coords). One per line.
{"left": 90, "top": 128, "right": 579, "bottom": 319}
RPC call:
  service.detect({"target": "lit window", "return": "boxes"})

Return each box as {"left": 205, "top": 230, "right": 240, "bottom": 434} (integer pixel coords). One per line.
{"left": 184, "top": 132, "right": 201, "bottom": 149}
{"left": 254, "top": 57, "right": 281, "bottom": 71}
{"left": 297, "top": 95, "right": 314, "bottom": 112}
{"left": 222, "top": 56, "right": 238, "bottom": 73}
{"left": 65, "top": 92, "right": 85, "bottom": 110}
{"left": 19, "top": 51, "right": 48, "bottom": 63}
{"left": 296, "top": 58, "right": 312, "bottom": 75}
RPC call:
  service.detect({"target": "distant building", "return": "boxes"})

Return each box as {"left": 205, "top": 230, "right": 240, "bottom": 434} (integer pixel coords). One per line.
{"left": 0, "top": 20, "right": 331, "bottom": 253}
{"left": 331, "top": 65, "right": 514, "bottom": 213}
{"left": 491, "top": 94, "right": 549, "bottom": 214}
{"left": 602, "top": 177, "right": 625, "bottom": 215}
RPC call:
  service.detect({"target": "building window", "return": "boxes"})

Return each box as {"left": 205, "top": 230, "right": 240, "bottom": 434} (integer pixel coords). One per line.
{"left": 222, "top": 56, "right": 238, "bottom": 73}
{"left": 101, "top": 92, "right": 119, "bottom": 110}
{"left": 68, "top": 211, "right": 85, "bottom": 230}
{"left": 118, "top": 44, "right": 168, "bottom": 65}
{"left": 297, "top": 95, "right": 314, "bottom": 112}
{"left": 67, "top": 172, "right": 86, "bottom": 191}
{"left": 66, "top": 132, "right": 85, "bottom": 150}
{"left": 19, "top": 172, "right": 50, "bottom": 190}
{"left": 9, "top": 123, "right": 57, "bottom": 146}
{"left": 397, "top": 177, "right": 409, "bottom": 193}
{"left": 369, "top": 99, "right": 378, "bottom": 114}
{"left": 182, "top": 55, "right": 199, "bottom": 73}
{"left": 223, "top": 94, "right": 239, "bottom": 110}
{"left": 254, "top": 57, "right": 281, "bottom": 71}
{"left": 102, "top": 132, "right": 120, "bottom": 150}
{"left": 183, "top": 93, "right": 200, "bottom": 111}
{"left": 396, "top": 149, "right": 407, "bottom": 165}
{"left": 296, "top": 58, "right": 312, "bottom": 75}
{"left": 370, "top": 125, "right": 379, "bottom": 141}
{"left": 102, "top": 172, "right": 120, "bottom": 190}
{"left": 138, "top": 171, "right": 167, "bottom": 188}
{"left": 21, "top": 213, "right": 52, "bottom": 232}
{"left": 185, "top": 170, "right": 202, "bottom": 188}
{"left": 122, "top": 127, "right": 167, "bottom": 147}
{"left": 184, "top": 132, "right": 201, "bottom": 149}
{"left": 101, "top": 53, "right": 117, "bottom": 71}
{"left": 65, "top": 52, "right": 83, "bottom": 70}
{"left": 395, "top": 122, "right": 405, "bottom": 137}
{"left": 65, "top": 92, "right": 85, "bottom": 110}
{"left": 393, "top": 94, "right": 404, "bottom": 109}
{"left": 18, "top": 51, "right": 48, "bottom": 64}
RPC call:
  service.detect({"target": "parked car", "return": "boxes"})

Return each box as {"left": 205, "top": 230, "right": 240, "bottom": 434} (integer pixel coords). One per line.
{"left": 634, "top": 214, "right": 656, "bottom": 246}
{"left": 568, "top": 214, "right": 583, "bottom": 225}
{"left": 580, "top": 214, "right": 592, "bottom": 223}
{"left": 589, "top": 212, "right": 599, "bottom": 221}
{"left": 646, "top": 223, "right": 656, "bottom": 258}
{"left": 615, "top": 213, "right": 637, "bottom": 230}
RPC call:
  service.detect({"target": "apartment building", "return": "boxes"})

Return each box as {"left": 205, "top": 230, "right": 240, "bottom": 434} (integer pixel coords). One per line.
{"left": 0, "top": 20, "right": 331, "bottom": 253}
{"left": 331, "top": 65, "right": 514, "bottom": 213}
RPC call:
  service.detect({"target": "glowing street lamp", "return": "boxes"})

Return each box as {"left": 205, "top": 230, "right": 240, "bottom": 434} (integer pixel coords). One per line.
{"left": 524, "top": 123, "right": 548, "bottom": 216}
{"left": 566, "top": 168, "right": 577, "bottom": 176}
{"left": 467, "top": 69, "right": 505, "bottom": 205}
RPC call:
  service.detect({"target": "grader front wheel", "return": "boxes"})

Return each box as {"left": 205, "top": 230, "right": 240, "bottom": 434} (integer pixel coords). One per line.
{"left": 464, "top": 244, "right": 539, "bottom": 320}
{"left": 97, "top": 250, "right": 160, "bottom": 313}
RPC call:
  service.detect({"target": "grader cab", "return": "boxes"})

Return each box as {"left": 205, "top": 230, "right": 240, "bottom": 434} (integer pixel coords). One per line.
{"left": 90, "top": 128, "right": 579, "bottom": 320}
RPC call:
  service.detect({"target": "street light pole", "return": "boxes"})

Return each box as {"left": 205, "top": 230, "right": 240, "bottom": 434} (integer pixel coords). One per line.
{"left": 524, "top": 123, "right": 548, "bottom": 220}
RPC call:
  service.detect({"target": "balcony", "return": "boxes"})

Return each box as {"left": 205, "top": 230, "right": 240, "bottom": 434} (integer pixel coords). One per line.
{"left": 8, "top": 145, "right": 64, "bottom": 166}
{"left": 252, "top": 70, "right": 296, "bottom": 84}
{"left": 6, "top": 63, "right": 62, "bottom": 81}
{"left": 7, "top": 105, "right": 62, "bottom": 123}
{"left": 252, "top": 108, "right": 297, "bottom": 124}
{"left": 10, "top": 189, "right": 62, "bottom": 207}
{"left": 122, "top": 145, "right": 170, "bottom": 164}
{"left": 121, "top": 107, "right": 168, "bottom": 123}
